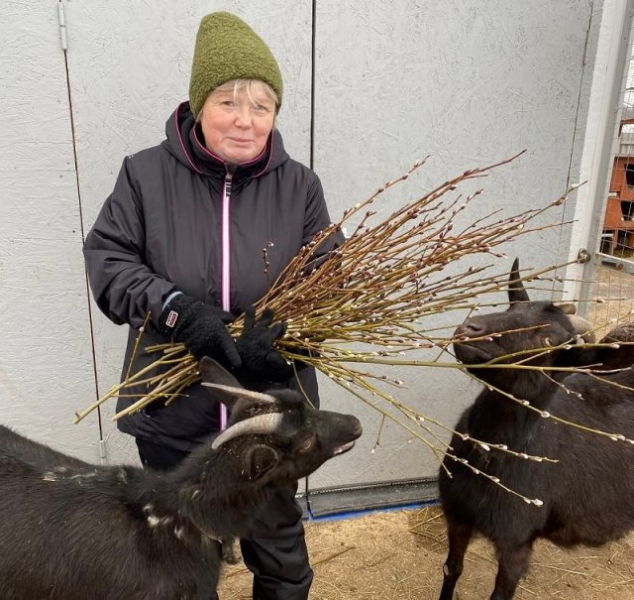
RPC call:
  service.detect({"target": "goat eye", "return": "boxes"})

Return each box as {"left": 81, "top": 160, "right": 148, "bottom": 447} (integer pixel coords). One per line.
{"left": 296, "top": 436, "right": 315, "bottom": 454}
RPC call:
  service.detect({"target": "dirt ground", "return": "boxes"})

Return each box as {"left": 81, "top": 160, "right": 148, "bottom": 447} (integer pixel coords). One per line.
{"left": 219, "top": 506, "right": 634, "bottom": 600}
{"left": 218, "top": 263, "right": 634, "bottom": 599}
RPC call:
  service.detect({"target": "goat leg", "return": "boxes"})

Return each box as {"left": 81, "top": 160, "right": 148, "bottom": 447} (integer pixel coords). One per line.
{"left": 490, "top": 540, "right": 533, "bottom": 600}
{"left": 438, "top": 519, "right": 473, "bottom": 600}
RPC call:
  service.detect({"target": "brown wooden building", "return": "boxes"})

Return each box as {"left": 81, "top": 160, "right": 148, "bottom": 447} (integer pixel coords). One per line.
{"left": 603, "top": 111, "right": 634, "bottom": 254}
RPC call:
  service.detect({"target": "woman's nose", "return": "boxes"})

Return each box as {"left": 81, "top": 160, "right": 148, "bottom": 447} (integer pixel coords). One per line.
{"left": 234, "top": 106, "right": 253, "bottom": 126}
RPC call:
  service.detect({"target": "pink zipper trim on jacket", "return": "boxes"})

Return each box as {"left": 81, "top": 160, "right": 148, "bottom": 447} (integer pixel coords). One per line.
{"left": 221, "top": 173, "right": 232, "bottom": 314}
{"left": 219, "top": 172, "right": 233, "bottom": 430}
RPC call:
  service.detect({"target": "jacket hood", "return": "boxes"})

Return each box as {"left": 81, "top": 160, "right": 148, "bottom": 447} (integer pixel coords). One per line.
{"left": 161, "top": 102, "right": 289, "bottom": 182}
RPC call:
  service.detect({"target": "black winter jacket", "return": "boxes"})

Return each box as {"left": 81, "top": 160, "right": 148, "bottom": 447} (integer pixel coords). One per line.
{"left": 84, "top": 103, "right": 339, "bottom": 451}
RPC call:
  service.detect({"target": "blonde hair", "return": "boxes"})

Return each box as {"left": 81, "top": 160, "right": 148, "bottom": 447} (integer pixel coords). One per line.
{"left": 197, "top": 79, "right": 279, "bottom": 121}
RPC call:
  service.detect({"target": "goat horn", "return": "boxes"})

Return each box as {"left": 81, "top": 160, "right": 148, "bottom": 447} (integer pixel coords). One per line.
{"left": 566, "top": 315, "right": 596, "bottom": 343}
{"left": 211, "top": 413, "right": 284, "bottom": 450}
{"left": 508, "top": 258, "right": 530, "bottom": 305}
{"left": 201, "top": 383, "right": 276, "bottom": 404}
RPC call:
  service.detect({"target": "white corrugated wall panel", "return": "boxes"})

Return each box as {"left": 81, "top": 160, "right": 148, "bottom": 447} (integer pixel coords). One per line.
{"left": 309, "top": 0, "right": 602, "bottom": 489}
{"left": 0, "top": 1, "right": 100, "bottom": 460}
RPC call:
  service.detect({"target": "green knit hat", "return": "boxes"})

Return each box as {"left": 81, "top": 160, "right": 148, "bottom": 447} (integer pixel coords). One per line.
{"left": 189, "top": 12, "right": 283, "bottom": 117}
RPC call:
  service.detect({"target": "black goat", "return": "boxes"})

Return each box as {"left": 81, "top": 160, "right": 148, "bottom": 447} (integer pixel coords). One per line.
{"left": 0, "top": 357, "right": 362, "bottom": 600}
{"left": 438, "top": 259, "right": 634, "bottom": 600}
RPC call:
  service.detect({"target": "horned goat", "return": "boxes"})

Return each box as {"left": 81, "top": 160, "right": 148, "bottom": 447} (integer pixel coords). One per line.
{"left": 438, "top": 259, "right": 634, "bottom": 600}
{"left": 0, "top": 357, "right": 362, "bottom": 600}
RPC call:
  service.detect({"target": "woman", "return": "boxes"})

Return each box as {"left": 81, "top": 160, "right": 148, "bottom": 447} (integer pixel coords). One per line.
{"left": 84, "top": 12, "right": 340, "bottom": 600}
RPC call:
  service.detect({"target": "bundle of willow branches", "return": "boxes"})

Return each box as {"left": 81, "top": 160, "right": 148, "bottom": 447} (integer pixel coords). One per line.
{"left": 75, "top": 153, "right": 584, "bottom": 478}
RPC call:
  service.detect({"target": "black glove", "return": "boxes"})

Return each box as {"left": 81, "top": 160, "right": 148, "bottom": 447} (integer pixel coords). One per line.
{"left": 235, "top": 306, "right": 294, "bottom": 383}
{"left": 159, "top": 294, "right": 241, "bottom": 368}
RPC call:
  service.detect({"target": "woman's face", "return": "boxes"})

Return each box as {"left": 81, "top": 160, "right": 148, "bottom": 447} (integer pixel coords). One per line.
{"left": 199, "top": 82, "right": 276, "bottom": 165}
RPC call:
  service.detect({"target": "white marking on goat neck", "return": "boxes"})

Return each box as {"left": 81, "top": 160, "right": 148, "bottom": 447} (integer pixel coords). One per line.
{"left": 42, "top": 473, "right": 58, "bottom": 482}
{"left": 147, "top": 515, "right": 160, "bottom": 528}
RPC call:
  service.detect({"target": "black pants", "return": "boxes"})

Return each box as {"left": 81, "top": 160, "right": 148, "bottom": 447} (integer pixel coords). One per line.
{"left": 136, "top": 438, "right": 313, "bottom": 600}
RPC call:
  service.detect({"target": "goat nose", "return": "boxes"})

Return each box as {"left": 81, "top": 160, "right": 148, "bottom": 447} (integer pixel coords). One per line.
{"left": 456, "top": 319, "right": 486, "bottom": 338}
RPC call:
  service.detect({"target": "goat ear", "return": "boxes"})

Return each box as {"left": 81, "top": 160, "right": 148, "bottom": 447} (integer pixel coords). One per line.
{"left": 244, "top": 445, "right": 280, "bottom": 481}
{"left": 508, "top": 257, "right": 530, "bottom": 305}
{"left": 198, "top": 357, "right": 243, "bottom": 389}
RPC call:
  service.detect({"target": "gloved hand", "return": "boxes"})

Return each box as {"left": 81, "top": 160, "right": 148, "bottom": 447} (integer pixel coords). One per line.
{"left": 159, "top": 294, "right": 241, "bottom": 368}
{"left": 235, "top": 306, "right": 294, "bottom": 383}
